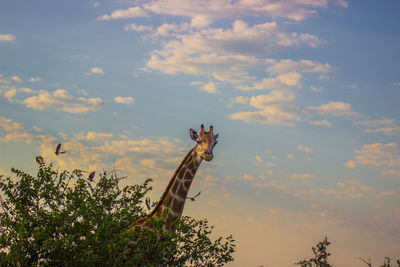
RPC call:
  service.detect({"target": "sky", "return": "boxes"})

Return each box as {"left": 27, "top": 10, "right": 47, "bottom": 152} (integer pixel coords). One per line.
{"left": 1, "top": 0, "right": 400, "bottom": 266}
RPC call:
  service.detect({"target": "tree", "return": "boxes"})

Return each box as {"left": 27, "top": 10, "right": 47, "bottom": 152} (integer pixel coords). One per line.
{"left": 0, "top": 156, "right": 235, "bottom": 266}
{"left": 358, "top": 257, "right": 400, "bottom": 267}
{"left": 377, "top": 257, "right": 400, "bottom": 267}
{"left": 297, "top": 237, "right": 400, "bottom": 267}
{"left": 295, "top": 237, "right": 332, "bottom": 267}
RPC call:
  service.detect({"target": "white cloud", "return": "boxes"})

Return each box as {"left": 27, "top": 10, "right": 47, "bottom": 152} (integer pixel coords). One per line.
{"left": 1, "top": 131, "right": 56, "bottom": 144}
{"left": 144, "top": 0, "right": 346, "bottom": 25}
{"left": 355, "top": 119, "right": 394, "bottom": 127}
{"left": 201, "top": 81, "right": 218, "bottom": 94}
{"left": 21, "top": 89, "right": 102, "bottom": 113}
{"left": 394, "top": 82, "right": 400, "bottom": 87}
{"left": 299, "top": 33, "right": 324, "bottom": 48}
{"left": 243, "top": 173, "right": 255, "bottom": 181}
{"left": 276, "top": 72, "right": 302, "bottom": 87}
{"left": 334, "top": 0, "right": 349, "bottom": 7}
{"left": 267, "top": 162, "right": 277, "bottom": 167}
{"left": 309, "top": 120, "right": 333, "bottom": 127}
{"left": 140, "top": 158, "right": 157, "bottom": 169}
{"left": 98, "top": 7, "right": 148, "bottom": 20}
{"left": 147, "top": 48, "right": 258, "bottom": 84}
{"left": 265, "top": 58, "right": 335, "bottom": 74}
{"left": 376, "top": 190, "right": 396, "bottom": 198}
{"left": 308, "top": 101, "right": 359, "bottom": 117}
{"left": 74, "top": 131, "right": 114, "bottom": 141}
{"left": 99, "top": 138, "right": 184, "bottom": 157}
{"left": 251, "top": 90, "right": 296, "bottom": 106}
{"left": 345, "top": 143, "right": 400, "bottom": 169}
{"left": 98, "top": 2, "right": 342, "bottom": 129}
{"left": 230, "top": 104, "right": 301, "bottom": 126}
{"left": 298, "top": 145, "right": 312, "bottom": 153}
{"left": 0, "top": 116, "right": 24, "bottom": 131}
{"left": 380, "top": 169, "right": 400, "bottom": 177}
{"left": 77, "top": 89, "right": 88, "bottom": 96}
{"left": 231, "top": 90, "right": 301, "bottom": 125}
{"left": 360, "top": 184, "right": 374, "bottom": 191}
{"left": 4, "top": 88, "right": 17, "bottom": 102}
{"left": 344, "top": 160, "right": 356, "bottom": 168}
{"left": 0, "top": 118, "right": 189, "bottom": 190}
{"left": 11, "top": 76, "right": 21, "bottom": 83}
{"left": 33, "top": 126, "right": 43, "bottom": 132}
{"left": 355, "top": 119, "right": 400, "bottom": 136}
{"left": 38, "top": 135, "right": 188, "bottom": 185}
{"left": 240, "top": 72, "right": 302, "bottom": 91}
{"left": 364, "top": 126, "right": 400, "bottom": 136}
{"left": 19, "top": 87, "right": 35, "bottom": 93}
{"left": 3, "top": 87, "right": 36, "bottom": 102}
{"left": 114, "top": 96, "right": 135, "bottom": 104}
{"left": 318, "top": 75, "right": 333, "bottom": 80}
{"left": 148, "top": 52, "right": 256, "bottom": 84}
{"left": 316, "top": 180, "right": 369, "bottom": 200}
{"left": 0, "top": 117, "right": 56, "bottom": 145}
{"left": 89, "top": 67, "right": 104, "bottom": 75}
{"left": 0, "top": 74, "right": 9, "bottom": 83}
{"left": 287, "top": 173, "right": 315, "bottom": 179}
{"left": 310, "top": 86, "right": 324, "bottom": 93}
{"left": 124, "top": 24, "right": 153, "bottom": 32}
{"left": 153, "top": 23, "right": 190, "bottom": 36}
{"left": 29, "top": 77, "right": 41, "bottom": 82}
{"left": 146, "top": 20, "right": 322, "bottom": 86}
{"left": 253, "top": 180, "right": 287, "bottom": 190}
{"left": 0, "top": 34, "right": 16, "bottom": 42}
{"left": 189, "top": 81, "right": 203, "bottom": 86}
{"left": 234, "top": 95, "right": 249, "bottom": 104}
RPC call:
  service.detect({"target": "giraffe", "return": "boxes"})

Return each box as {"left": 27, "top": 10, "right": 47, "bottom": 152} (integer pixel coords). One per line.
{"left": 130, "top": 124, "right": 218, "bottom": 231}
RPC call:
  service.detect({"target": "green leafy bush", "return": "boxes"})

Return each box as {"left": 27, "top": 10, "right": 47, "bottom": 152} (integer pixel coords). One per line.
{"left": 0, "top": 156, "right": 235, "bottom": 266}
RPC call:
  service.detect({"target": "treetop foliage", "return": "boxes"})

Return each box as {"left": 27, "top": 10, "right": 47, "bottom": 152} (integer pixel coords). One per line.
{"left": 295, "top": 237, "right": 332, "bottom": 267}
{"left": 295, "top": 237, "right": 399, "bottom": 267}
{"left": 0, "top": 156, "right": 235, "bottom": 266}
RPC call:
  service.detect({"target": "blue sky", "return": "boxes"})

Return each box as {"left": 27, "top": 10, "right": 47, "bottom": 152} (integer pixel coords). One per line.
{"left": 1, "top": 0, "right": 400, "bottom": 265}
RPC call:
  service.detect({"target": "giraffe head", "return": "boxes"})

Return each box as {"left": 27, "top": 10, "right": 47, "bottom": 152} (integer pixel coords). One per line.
{"left": 190, "top": 124, "right": 219, "bottom": 161}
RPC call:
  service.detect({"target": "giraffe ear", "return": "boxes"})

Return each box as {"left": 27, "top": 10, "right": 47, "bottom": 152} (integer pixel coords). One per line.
{"left": 214, "top": 133, "right": 219, "bottom": 139}
{"left": 190, "top": 129, "right": 199, "bottom": 142}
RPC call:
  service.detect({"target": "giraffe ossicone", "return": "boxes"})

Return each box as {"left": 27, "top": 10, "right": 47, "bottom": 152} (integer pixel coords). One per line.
{"left": 131, "top": 124, "right": 219, "bottom": 231}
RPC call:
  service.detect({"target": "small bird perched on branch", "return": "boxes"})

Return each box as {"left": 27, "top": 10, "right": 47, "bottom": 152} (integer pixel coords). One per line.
{"left": 187, "top": 191, "right": 201, "bottom": 202}
{"left": 88, "top": 171, "right": 95, "bottom": 181}
{"left": 145, "top": 197, "right": 151, "bottom": 210}
{"left": 55, "top": 143, "right": 67, "bottom": 156}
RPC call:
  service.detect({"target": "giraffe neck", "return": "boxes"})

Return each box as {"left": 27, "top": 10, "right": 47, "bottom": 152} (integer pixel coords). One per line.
{"left": 135, "top": 146, "right": 202, "bottom": 229}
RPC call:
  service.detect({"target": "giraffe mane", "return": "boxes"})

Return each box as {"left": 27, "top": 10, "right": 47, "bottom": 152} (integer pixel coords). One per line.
{"left": 135, "top": 146, "right": 196, "bottom": 224}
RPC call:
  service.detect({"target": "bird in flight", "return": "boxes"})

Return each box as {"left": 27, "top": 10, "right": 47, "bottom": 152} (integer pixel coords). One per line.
{"left": 187, "top": 191, "right": 201, "bottom": 202}
{"left": 55, "top": 143, "right": 67, "bottom": 155}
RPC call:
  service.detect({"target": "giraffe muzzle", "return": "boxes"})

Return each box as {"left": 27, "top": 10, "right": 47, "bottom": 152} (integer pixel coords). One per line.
{"left": 203, "top": 151, "right": 213, "bottom": 161}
